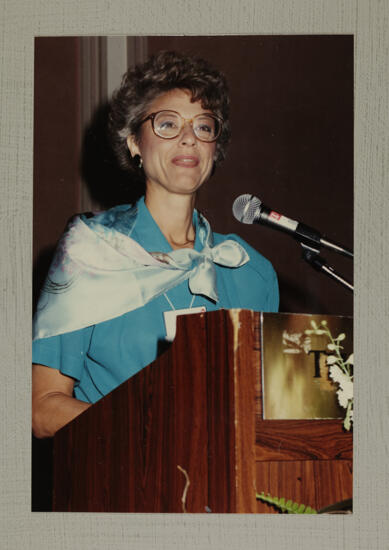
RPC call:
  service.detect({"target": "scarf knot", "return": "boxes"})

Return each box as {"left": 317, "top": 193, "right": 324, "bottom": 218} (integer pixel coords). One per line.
{"left": 152, "top": 237, "right": 249, "bottom": 302}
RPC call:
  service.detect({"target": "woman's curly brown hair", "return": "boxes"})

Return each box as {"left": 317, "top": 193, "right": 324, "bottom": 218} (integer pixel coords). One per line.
{"left": 108, "top": 50, "right": 231, "bottom": 173}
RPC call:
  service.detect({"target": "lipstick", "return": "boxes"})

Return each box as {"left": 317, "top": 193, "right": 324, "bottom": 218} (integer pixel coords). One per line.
{"left": 171, "top": 155, "right": 199, "bottom": 167}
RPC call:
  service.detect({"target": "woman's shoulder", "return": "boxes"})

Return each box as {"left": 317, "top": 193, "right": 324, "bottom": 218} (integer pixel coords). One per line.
{"left": 82, "top": 203, "right": 134, "bottom": 225}
{"left": 80, "top": 202, "right": 138, "bottom": 237}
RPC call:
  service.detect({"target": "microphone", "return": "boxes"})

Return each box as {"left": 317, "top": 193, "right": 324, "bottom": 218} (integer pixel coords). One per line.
{"left": 232, "top": 194, "right": 353, "bottom": 258}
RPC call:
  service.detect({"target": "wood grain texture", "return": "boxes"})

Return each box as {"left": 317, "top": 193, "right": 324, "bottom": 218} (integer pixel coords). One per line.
{"left": 256, "top": 460, "right": 316, "bottom": 513}
{"left": 53, "top": 310, "right": 259, "bottom": 513}
{"left": 54, "top": 313, "right": 210, "bottom": 512}
{"left": 227, "top": 310, "right": 258, "bottom": 512}
{"left": 256, "top": 419, "right": 353, "bottom": 460}
{"left": 256, "top": 459, "right": 352, "bottom": 513}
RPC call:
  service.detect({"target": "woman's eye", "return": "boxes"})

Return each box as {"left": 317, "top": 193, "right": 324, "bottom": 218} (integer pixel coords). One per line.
{"left": 159, "top": 120, "right": 178, "bottom": 130}
{"left": 197, "top": 124, "right": 212, "bottom": 133}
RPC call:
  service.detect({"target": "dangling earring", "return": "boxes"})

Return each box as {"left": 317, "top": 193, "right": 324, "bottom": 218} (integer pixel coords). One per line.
{"left": 138, "top": 156, "right": 143, "bottom": 169}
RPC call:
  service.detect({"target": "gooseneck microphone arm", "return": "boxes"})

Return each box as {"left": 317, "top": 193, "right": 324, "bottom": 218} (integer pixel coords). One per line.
{"left": 301, "top": 244, "right": 354, "bottom": 292}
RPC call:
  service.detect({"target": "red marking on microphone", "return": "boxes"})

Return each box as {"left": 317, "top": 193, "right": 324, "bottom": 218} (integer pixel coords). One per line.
{"left": 269, "top": 211, "right": 281, "bottom": 221}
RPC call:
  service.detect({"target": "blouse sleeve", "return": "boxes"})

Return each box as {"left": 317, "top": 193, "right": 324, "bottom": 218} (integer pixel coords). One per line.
{"left": 32, "top": 325, "right": 94, "bottom": 384}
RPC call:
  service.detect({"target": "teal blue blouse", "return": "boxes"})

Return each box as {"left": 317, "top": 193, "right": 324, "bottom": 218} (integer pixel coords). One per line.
{"left": 32, "top": 198, "right": 279, "bottom": 403}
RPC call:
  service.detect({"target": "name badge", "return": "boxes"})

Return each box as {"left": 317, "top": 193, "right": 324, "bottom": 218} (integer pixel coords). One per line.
{"left": 163, "top": 306, "right": 206, "bottom": 342}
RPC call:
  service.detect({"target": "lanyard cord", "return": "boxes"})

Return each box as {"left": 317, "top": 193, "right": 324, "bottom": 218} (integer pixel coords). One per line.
{"left": 163, "top": 292, "right": 196, "bottom": 311}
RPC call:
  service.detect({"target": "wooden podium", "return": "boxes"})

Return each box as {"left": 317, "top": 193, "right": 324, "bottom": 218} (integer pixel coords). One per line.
{"left": 53, "top": 309, "right": 352, "bottom": 513}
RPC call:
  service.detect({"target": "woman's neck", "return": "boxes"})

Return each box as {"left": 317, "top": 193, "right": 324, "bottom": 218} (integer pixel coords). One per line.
{"left": 145, "top": 188, "right": 196, "bottom": 250}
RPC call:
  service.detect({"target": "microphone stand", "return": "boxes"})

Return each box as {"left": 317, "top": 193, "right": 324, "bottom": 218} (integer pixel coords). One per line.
{"left": 301, "top": 244, "right": 354, "bottom": 292}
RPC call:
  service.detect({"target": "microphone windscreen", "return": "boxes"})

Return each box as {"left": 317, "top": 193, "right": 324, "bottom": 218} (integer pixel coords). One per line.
{"left": 232, "top": 194, "right": 262, "bottom": 224}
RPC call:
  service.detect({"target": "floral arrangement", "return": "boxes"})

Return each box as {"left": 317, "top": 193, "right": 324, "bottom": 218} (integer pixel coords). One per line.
{"left": 304, "top": 319, "right": 353, "bottom": 431}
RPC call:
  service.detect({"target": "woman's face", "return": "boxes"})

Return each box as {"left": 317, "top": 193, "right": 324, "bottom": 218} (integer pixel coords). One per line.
{"left": 127, "top": 89, "right": 217, "bottom": 197}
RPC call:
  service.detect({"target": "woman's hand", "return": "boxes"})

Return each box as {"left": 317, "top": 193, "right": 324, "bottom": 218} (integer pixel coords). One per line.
{"left": 32, "top": 364, "right": 92, "bottom": 438}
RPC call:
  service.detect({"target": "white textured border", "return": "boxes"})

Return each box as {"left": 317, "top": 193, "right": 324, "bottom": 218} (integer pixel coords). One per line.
{"left": 1, "top": 1, "right": 388, "bottom": 549}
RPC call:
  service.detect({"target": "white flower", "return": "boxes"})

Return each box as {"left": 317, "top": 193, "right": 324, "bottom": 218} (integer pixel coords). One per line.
{"left": 329, "top": 365, "right": 343, "bottom": 383}
{"left": 341, "top": 379, "right": 353, "bottom": 401}
{"left": 337, "top": 388, "right": 351, "bottom": 408}
{"left": 345, "top": 353, "right": 354, "bottom": 365}
{"left": 329, "top": 365, "right": 353, "bottom": 408}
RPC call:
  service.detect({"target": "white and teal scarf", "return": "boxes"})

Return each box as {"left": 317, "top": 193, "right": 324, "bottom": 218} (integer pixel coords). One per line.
{"left": 33, "top": 202, "right": 249, "bottom": 340}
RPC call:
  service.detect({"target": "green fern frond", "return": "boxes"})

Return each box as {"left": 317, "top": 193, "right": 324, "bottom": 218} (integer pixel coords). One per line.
{"left": 256, "top": 492, "right": 317, "bottom": 514}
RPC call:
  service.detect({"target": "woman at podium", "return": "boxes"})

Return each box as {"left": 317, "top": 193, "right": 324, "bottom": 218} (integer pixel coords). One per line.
{"left": 32, "top": 51, "right": 279, "bottom": 438}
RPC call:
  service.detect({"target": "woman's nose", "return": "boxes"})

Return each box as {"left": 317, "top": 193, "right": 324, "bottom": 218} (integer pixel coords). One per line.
{"left": 179, "top": 121, "right": 197, "bottom": 145}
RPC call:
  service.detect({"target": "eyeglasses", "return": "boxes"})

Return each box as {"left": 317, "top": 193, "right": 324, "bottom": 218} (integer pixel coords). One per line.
{"left": 139, "top": 110, "right": 223, "bottom": 142}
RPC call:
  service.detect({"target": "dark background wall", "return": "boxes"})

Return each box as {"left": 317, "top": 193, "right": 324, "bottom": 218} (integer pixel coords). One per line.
{"left": 33, "top": 36, "right": 353, "bottom": 510}
{"left": 33, "top": 37, "right": 82, "bottom": 312}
